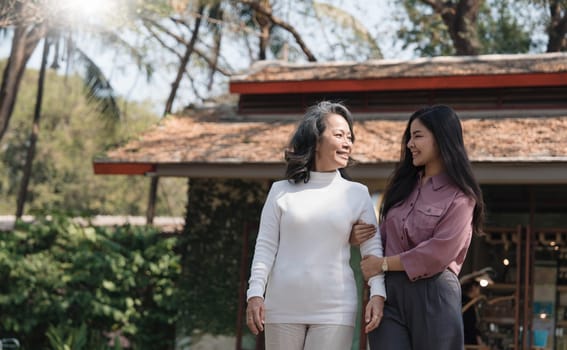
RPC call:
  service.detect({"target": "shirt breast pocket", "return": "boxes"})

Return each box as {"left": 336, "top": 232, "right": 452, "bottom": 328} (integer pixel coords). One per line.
{"left": 413, "top": 205, "right": 444, "bottom": 233}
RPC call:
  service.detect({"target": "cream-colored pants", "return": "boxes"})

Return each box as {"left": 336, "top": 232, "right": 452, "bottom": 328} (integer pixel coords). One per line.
{"left": 264, "top": 323, "right": 354, "bottom": 350}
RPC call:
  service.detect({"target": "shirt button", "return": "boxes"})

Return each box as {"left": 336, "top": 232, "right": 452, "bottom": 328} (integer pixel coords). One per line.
{"left": 410, "top": 203, "right": 414, "bottom": 207}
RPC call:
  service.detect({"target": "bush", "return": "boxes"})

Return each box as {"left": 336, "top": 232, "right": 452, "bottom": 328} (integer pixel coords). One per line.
{"left": 0, "top": 215, "right": 181, "bottom": 349}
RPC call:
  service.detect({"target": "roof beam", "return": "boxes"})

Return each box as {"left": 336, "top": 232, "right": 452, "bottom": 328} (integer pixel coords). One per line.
{"left": 230, "top": 73, "right": 567, "bottom": 95}
{"left": 92, "top": 161, "right": 567, "bottom": 184}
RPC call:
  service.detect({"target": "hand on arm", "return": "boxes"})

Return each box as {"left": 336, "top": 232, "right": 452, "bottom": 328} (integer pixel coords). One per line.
{"left": 349, "top": 220, "right": 376, "bottom": 246}
{"left": 246, "top": 297, "right": 265, "bottom": 335}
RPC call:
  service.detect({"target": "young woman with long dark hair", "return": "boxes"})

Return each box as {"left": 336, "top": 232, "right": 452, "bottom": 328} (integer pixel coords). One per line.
{"left": 352, "top": 105, "right": 484, "bottom": 350}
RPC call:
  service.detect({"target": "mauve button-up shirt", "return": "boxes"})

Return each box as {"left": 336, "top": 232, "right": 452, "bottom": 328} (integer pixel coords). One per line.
{"left": 380, "top": 172, "right": 475, "bottom": 281}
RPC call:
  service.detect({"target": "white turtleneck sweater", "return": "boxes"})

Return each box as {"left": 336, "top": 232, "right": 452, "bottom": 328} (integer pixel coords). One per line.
{"left": 247, "top": 170, "right": 386, "bottom": 326}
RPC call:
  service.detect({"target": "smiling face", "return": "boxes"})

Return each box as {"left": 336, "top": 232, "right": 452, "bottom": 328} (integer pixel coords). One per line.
{"left": 407, "top": 118, "right": 444, "bottom": 176}
{"left": 314, "top": 113, "right": 353, "bottom": 172}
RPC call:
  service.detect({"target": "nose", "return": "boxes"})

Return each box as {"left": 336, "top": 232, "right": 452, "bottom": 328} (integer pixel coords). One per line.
{"left": 407, "top": 138, "right": 414, "bottom": 149}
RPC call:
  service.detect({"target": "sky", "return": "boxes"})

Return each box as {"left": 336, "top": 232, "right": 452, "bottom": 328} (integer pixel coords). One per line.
{"left": 0, "top": 1, "right": 414, "bottom": 114}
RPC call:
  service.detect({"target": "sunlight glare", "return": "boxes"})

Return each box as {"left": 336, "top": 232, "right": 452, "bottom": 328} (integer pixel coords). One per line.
{"left": 56, "top": 0, "right": 118, "bottom": 22}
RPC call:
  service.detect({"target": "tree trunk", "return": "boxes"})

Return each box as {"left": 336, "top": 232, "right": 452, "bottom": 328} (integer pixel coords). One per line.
{"left": 424, "top": 0, "right": 482, "bottom": 56}
{"left": 0, "top": 23, "right": 45, "bottom": 142}
{"left": 255, "top": 0, "right": 273, "bottom": 60}
{"left": 163, "top": 5, "right": 205, "bottom": 116}
{"left": 15, "top": 36, "right": 49, "bottom": 218}
{"left": 546, "top": 0, "right": 567, "bottom": 52}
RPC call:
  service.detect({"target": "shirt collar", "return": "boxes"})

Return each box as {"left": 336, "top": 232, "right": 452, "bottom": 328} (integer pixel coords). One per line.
{"left": 418, "top": 171, "right": 451, "bottom": 190}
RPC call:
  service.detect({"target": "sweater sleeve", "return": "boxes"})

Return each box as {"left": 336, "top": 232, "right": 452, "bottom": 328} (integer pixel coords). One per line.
{"left": 246, "top": 183, "right": 282, "bottom": 300}
{"left": 358, "top": 193, "right": 386, "bottom": 299}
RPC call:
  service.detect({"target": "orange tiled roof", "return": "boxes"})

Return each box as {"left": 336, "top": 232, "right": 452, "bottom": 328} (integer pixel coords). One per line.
{"left": 98, "top": 107, "right": 567, "bottom": 165}
{"left": 231, "top": 53, "right": 567, "bottom": 83}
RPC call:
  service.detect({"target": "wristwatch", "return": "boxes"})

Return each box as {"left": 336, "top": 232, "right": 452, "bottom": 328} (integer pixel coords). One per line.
{"left": 381, "top": 257, "right": 389, "bottom": 273}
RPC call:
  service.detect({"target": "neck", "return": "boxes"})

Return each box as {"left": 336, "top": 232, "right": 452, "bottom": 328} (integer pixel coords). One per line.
{"left": 313, "top": 164, "right": 339, "bottom": 172}
{"left": 423, "top": 162, "right": 444, "bottom": 184}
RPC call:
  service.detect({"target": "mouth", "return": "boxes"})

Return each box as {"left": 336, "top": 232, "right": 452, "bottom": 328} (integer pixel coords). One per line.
{"left": 337, "top": 151, "right": 350, "bottom": 160}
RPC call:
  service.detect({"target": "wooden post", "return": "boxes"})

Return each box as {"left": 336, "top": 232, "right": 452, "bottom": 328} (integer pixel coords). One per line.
{"left": 523, "top": 225, "right": 532, "bottom": 349}
{"left": 236, "top": 222, "right": 250, "bottom": 350}
{"left": 514, "top": 225, "right": 521, "bottom": 350}
{"left": 146, "top": 176, "right": 158, "bottom": 225}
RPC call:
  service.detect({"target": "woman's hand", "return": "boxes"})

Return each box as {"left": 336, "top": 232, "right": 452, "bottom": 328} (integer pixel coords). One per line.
{"left": 349, "top": 220, "right": 377, "bottom": 246}
{"left": 361, "top": 255, "right": 382, "bottom": 280}
{"left": 364, "top": 295, "right": 385, "bottom": 333}
{"left": 246, "top": 296, "right": 265, "bottom": 335}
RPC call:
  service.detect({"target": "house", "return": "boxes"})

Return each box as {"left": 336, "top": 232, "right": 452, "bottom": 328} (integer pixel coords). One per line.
{"left": 94, "top": 52, "right": 567, "bottom": 350}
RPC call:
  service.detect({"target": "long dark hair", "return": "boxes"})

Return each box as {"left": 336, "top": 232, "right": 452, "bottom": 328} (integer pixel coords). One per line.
{"left": 284, "top": 101, "right": 355, "bottom": 183}
{"left": 379, "top": 105, "right": 484, "bottom": 235}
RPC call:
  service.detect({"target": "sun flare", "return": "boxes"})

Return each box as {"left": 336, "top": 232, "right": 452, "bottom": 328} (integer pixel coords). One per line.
{"left": 54, "top": 0, "right": 120, "bottom": 23}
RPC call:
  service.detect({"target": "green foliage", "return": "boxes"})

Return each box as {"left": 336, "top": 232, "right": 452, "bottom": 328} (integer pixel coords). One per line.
{"left": 397, "top": 0, "right": 455, "bottom": 56}
{"left": 0, "top": 215, "right": 181, "bottom": 349}
{"left": 46, "top": 323, "right": 89, "bottom": 350}
{"left": 177, "top": 178, "right": 268, "bottom": 335}
{"left": 0, "top": 59, "right": 187, "bottom": 216}
{"left": 477, "top": 0, "right": 533, "bottom": 54}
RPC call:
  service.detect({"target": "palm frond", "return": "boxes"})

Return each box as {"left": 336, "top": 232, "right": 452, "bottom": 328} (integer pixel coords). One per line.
{"left": 91, "top": 29, "right": 155, "bottom": 82}
{"left": 313, "top": 1, "right": 382, "bottom": 58}
{"left": 73, "top": 46, "right": 121, "bottom": 125}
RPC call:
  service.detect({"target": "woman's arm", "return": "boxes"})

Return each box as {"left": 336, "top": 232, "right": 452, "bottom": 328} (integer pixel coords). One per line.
{"left": 246, "top": 184, "right": 282, "bottom": 334}
{"left": 358, "top": 194, "right": 386, "bottom": 299}
{"left": 361, "top": 255, "right": 404, "bottom": 280}
{"left": 246, "top": 184, "right": 282, "bottom": 300}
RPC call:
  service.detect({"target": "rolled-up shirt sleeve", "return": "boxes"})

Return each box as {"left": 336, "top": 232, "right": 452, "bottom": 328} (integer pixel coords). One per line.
{"left": 359, "top": 195, "right": 386, "bottom": 299}
{"left": 400, "top": 192, "right": 474, "bottom": 281}
{"left": 246, "top": 184, "right": 281, "bottom": 300}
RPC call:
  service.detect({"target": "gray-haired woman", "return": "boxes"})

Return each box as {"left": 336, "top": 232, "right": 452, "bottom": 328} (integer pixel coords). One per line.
{"left": 246, "top": 101, "right": 386, "bottom": 350}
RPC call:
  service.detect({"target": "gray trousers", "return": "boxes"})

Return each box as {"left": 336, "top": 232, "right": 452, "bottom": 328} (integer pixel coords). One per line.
{"left": 368, "top": 270, "right": 464, "bottom": 350}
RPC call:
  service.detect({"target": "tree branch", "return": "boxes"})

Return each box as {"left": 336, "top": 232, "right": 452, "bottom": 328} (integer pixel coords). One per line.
{"left": 239, "top": 0, "right": 317, "bottom": 61}
{"left": 143, "top": 19, "right": 232, "bottom": 76}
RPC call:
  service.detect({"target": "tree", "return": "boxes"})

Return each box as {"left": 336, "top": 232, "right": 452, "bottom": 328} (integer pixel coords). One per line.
{"left": 398, "top": 0, "right": 533, "bottom": 56}
{"left": 417, "top": 0, "right": 483, "bottom": 55}
{"left": 531, "top": 0, "right": 567, "bottom": 51}
{"left": 15, "top": 36, "right": 50, "bottom": 218}
{"left": 0, "top": 59, "right": 183, "bottom": 216}
{"left": 0, "top": 1, "right": 45, "bottom": 142}
{"left": 163, "top": 3, "right": 206, "bottom": 115}
{"left": 547, "top": 0, "right": 567, "bottom": 51}
{"left": 238, "top": 0, "right": 317, "bottom": 61}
